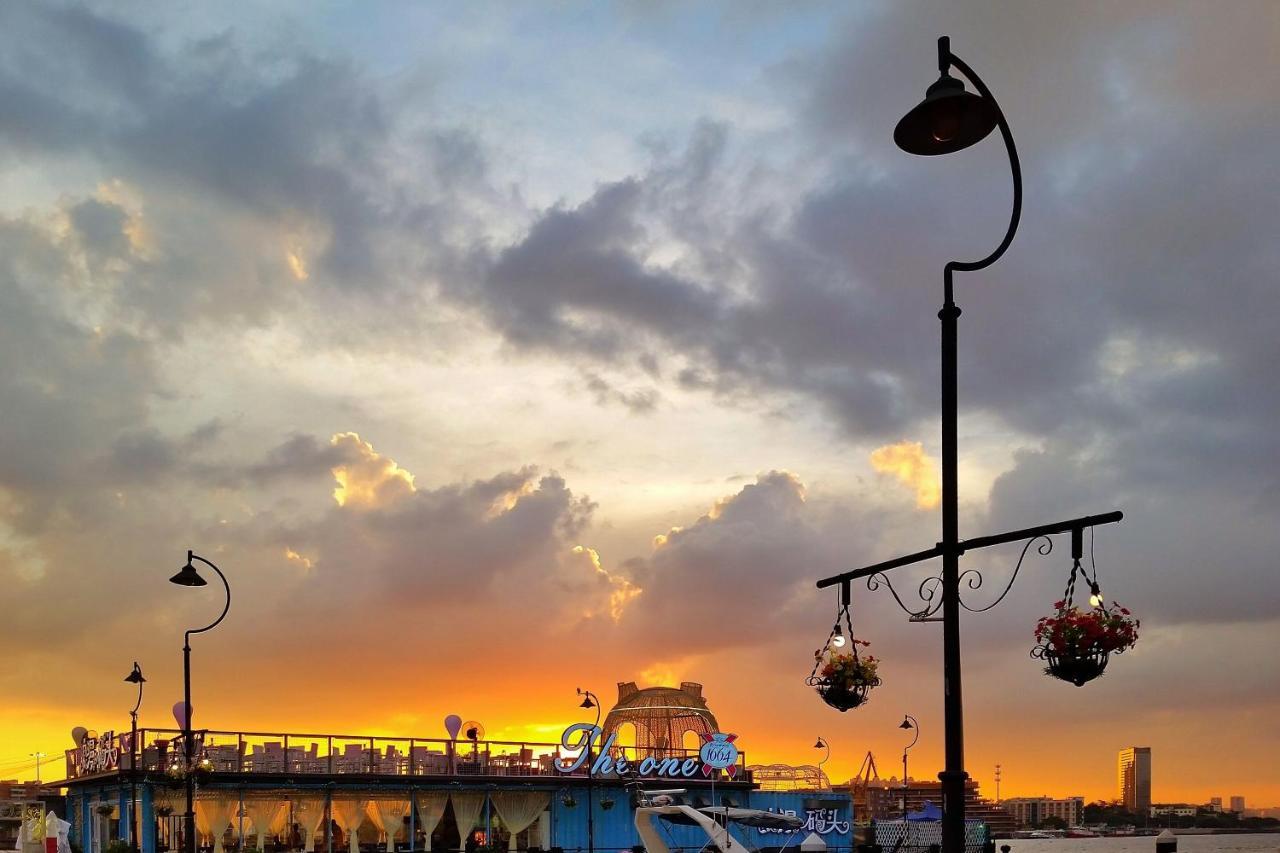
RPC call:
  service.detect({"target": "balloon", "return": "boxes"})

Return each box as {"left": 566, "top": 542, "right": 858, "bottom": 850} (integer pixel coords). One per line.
{"left": 71, "top": 727, "right": 88, "bottom": 746}
{"left": 444, "top": 715, "right": 462, "bottom": 741}
{"left": 172, "top": 701, "right": 192, "bottom": 729}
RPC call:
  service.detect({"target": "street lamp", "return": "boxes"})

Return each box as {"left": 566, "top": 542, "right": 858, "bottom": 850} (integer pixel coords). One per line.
{"left": 29, "top": 753, "right": 46, "bottom": 783}
{"left": 899, "top": 716, "right": 919, "bottom": 818}
{"left": 170, "top": 550, "right": 231, "bottom": 853}
{"left": 124, "top": 663, "right": 146, "bottom": 853}
{"left": 813, "top": 738, "right": 830, "bottom": 789}
{"left": 814, "top": 36, "right": 1124, "bottom": 853}
{"left": 576, "top": 688, "right": 600, "bottom": 853}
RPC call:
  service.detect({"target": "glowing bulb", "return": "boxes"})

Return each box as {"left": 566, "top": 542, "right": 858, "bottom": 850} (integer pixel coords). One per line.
{"left": 1089, "top": 593, "right": 1103, "bottom": 608}
{"left": 831, "top": 634, "right": 847, "bottom": 648}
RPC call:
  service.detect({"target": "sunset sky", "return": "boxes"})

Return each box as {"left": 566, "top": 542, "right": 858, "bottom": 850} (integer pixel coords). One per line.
{"left": 2, "top": 2, "right": 1278, "bottom": 807}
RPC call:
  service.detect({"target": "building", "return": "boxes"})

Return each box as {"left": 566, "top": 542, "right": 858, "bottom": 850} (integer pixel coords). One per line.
{"left": 844, "top": 777, "right": 1017, "bottom": 837}
{"left": 1208, "top": 797, "right": 1222, "bottom": 812}
{"left": 1230, "top": 795, "right": 1245, "bottom": 813}
{"left": 54, "top": 682, "right": 856, "bottom": 853}
{"left": 1118, "top": 747, "right": 1152, "bottom": 814}
{"left": 1002, "top": 796, "right": 1084, "bottom": 828}
{"left": 1150, "top": 805, "right": 1196, "bottom": 818}
{"left": 1, "top": 780, "right": 60, "bottom": 850}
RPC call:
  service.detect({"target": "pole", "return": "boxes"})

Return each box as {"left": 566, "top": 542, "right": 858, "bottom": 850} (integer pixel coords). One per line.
{"left": 183, "top": 639, "right": 195, "bottom": 853}
{"left": 131, "top": 715, "right": 140, "bottom": 853}
{"left": 939, "top": 284, "right": 967, "bottom": 853}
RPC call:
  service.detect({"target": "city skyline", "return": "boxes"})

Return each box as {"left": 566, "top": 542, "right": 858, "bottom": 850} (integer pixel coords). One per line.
{"left": 1, "top": 0, "right": 1279, "bottom": 809}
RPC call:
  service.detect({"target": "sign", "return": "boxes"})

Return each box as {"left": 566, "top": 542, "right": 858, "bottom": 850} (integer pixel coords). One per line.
{"left": 698, "top": 732, "right": 739, "bottom": 778}
{"left": 554, "top": 724, "right": 743, "bottom": 780}
{"left": 76, "top": 731, "right": 119, "bottom": 775}
{"left": 755, "top": 797, "right": 852, "bottom": 837}
{"left": 757, "top": 807, "right": 851, "bottom": 836}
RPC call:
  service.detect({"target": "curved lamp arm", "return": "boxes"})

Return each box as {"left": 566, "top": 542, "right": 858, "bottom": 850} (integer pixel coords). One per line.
{"left": 902, "top": 715, "right": 920, "bottom": 752}
{"left": 130, "top": 663, "right": 144, "bottom": 717}
{"left": 186, "top": 551, "right": 232, "bottom": 638}
{"left": 941, "top": 44, "right": 1022, "bottom": 301}
{"left": 816, "top": 737, "right": 830, "bottom": 768}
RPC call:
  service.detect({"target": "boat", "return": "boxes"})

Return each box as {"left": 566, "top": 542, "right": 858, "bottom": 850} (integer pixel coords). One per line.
{"left": 1066, "top": 827, "right": 1100, "bottom": 838}
{"left": 632, "top": 787, "right": 806, "bottom": 853}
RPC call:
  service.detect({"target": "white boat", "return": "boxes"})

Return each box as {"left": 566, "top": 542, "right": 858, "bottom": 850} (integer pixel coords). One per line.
{"left": 632, "top": 788, "right": 806, "bottom": 853}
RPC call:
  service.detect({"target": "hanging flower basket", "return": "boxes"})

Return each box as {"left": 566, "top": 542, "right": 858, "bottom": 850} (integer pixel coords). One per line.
{"left": 600, "top": 798, "right": 615, "bottom": 811}
{"left": 807, "top": 641, "right": 881, "bottom": 712}
{"left": 1033, "top": 600, "right": 1139, "bottom": 686}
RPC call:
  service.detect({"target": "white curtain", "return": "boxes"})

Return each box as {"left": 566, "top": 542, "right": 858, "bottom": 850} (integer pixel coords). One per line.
{"left": 244, "top": 801, "right": 284, "bottom": 851}
{"left": 446, "top": 794, "right": 486, "bottom": 853}
{"left": 194, "top": 798, "right": 235, "bottom": 853}
{"left": 414, "top": 793, "right": 449, "bottom": 852}
{"left": 293, "top": 799, "right": 327, "bottom": 853}
{"left": 488, "top": 793, "right": 550, "bottom": 852}
{"left": 366, "top": 801, "right": 410, "bottom": 853}
{"left": 330, "top": 800, "right": 368, "bottom": 853}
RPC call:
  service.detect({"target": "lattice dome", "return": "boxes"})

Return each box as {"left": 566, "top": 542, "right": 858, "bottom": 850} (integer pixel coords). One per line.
{"left": 601, "top": 681, "right": 719, "bottom": 754}
{"left": 748, "top": 764, "right": 832, "bottom": 791}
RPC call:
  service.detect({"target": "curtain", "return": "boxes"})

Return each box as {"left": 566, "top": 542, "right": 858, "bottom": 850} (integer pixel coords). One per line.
{"left": 244, "top": 801, "right": 284, "bottom": 851}
{"left": 414, "top": 793, "right": 449, "bottom": 852}
{"left": 293, "top": 799, "right": 327, "bottom": 853}
{"left": 330, "top": 800, "right": 368, "bottom": 853}
{"left": 194, "top": 799, "right": 235, "bottom": 853}
{"left": 366, "top": 801, "right": 411, "bottom": 853}
{"left": 446, "top": 794, "right": 486, "bottom": 853}
{"left": 488, "top": 793, "right": 550, "bottom": 852}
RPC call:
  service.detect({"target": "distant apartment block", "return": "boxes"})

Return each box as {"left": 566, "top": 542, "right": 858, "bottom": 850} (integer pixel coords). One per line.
{"left": 1118, "top": 747, "right": 1152, "bottom": 814}
{"left": 1230, "top": 795, "right": 1245, "bottom": 813}
{"left": 1209, "top": 797, "right": 1223, "bottom": 812}
{"left": 1003, "top": 796, "right": 1084, "bottom": 828}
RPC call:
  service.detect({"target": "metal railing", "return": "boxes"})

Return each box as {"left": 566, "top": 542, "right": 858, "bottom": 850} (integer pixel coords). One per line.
{"left": 64, "top": 728, "right": 749, "bottom": 783}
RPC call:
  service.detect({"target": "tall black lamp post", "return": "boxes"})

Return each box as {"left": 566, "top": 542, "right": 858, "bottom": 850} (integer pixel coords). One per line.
{"left": 170, "top": 551, "right": 231, "bottom": 853}
{"left": 815, "top": 36, "right": 1124, "bottom": 853}
{"left": 124, "top": 663, "right": 146, "bottom": 853}
{"left": 898, "top": 716, "right": 919, "bottom": 817}
{"left": 576, "top": 689, "right": 600, "bottom": 853}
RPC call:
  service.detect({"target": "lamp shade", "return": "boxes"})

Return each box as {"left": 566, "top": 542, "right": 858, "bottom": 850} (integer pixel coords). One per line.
{"left": 813, "top": 738, "right": 825, "bottom": 749}
{"left": 579, "top": 696, "right": 595, "bottom": 709}
{"left": 899, "top": 717, "right": 915, "bottom": 729}
{"left": 894, "top": 74, "right": 998, "bottom": 155}
{"left": 169, "top": 561, "right": 207, "bottom": 586}
{"left": 124, "top": 663, "right": 146, "bottom": 684}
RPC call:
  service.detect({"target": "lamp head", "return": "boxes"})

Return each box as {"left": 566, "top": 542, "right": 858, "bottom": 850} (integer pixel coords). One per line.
{"left": 579, "top": 696, "right": 596, "bottom": 710}
{"left": 124, "top": 663, "right": 146, "bottom": 684}
{"left": 894, "top": 73, "right": 999, "bottom": 156}
{"left": 831, "top": 621, "right": 846, "bottom": 648}
{"left": 169, "top": 559, "right": 207, "bottom": 587}
{"left": 899, "top": 717, "right": 915, "bottom": 730}
{"left": 813, "top": 738, "right": 826, "bottom": 749}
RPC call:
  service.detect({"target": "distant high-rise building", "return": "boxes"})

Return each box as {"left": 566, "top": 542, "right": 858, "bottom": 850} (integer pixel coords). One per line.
{"left": 1118, "top": 747, "right": 1152, "bottom": 814}
{"left": 1209, "top": 797, "right": 1223, "bottom": 812}
{"left": 1230, "top": 796, "right": 1245, "bottom": 813}
{"left": 1003, "top": 796, "right": 1085, "bottom": 828}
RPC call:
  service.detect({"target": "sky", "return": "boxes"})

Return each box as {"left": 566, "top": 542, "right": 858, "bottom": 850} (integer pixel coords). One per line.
{"left": 1, "top": 1, "right": 1278, "bottom": 807}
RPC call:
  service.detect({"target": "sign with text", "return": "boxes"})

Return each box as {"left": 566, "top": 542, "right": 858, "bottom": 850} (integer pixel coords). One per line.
{"left": 554, "top": 724, "right": 743, "bottom": 780}
{"left": 755, "top": 796, "right": 852, "bottom": 838}
{"left": 75, "top": 731, "right": 120, "bottom": 775}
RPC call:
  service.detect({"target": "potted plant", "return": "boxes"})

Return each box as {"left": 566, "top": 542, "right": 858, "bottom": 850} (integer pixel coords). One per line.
{"left": 96, "top": 805, "right": 116, "bottom": 818}
{"left": 1033, "top": 600, "right": 1139, "bottom": 686}
{"left": 599, "top": 798, "right": 615, "bottom": 811}
{"left": 155, "top": 806, "right": 173, "bottom": 818}
{"left": 560, "top": 794, "right": 577, "bottom": 809}
{"left": 807, "top": 641, "right": 881, "bottom": 711}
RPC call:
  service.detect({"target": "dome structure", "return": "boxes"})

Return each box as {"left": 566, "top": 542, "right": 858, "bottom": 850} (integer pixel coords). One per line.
{"left": 601, "top": 681, "right": 719, "bottom": 756}
{"left": 748, "top": 764, "right": 832, "bottom": 792}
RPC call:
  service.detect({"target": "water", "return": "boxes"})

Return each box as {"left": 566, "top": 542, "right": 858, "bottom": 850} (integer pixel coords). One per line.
{"left": 1000, "top": 835, "right": 1280, "bottom": 853}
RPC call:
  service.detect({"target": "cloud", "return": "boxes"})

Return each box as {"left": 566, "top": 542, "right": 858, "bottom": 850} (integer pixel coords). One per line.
{"left": 328, "top": 432, "right": 417, "bottom": 508}
{"left": 869, "top": 441, "right": 940, "bottom": 509}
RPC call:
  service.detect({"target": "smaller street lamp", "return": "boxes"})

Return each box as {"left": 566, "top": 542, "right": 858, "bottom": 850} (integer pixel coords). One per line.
{"left": 124, "top": 663, "right": 146, "bottom": 852}
{"left": 899, "top": 716, "right": 919, "bottom": 818}
{"left": 576, "top": 689, "right": 601, "bottom": 853}
{"left": 813, "top": 738, "right": 831, "bottom": 789}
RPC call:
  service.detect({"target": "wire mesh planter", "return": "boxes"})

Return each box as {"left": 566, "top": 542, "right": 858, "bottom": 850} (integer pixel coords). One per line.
{"left": 807, "top": 602, "right": 880, "bottom": 712}
{"left": 1032, "top": 643, "right": 1110, "bottom": 687}
{"left": 806, "top": 669, "right": 881, "bottom": 712}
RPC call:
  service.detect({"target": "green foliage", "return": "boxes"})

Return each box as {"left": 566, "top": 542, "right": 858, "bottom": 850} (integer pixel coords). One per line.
{"left": 105, "top": 841, "right": 133, "bottom": 853}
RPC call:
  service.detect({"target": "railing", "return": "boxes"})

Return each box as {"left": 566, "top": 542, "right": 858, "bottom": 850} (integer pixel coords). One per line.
{"left": 64, "top": 728, "right": 749, "bottom": 783}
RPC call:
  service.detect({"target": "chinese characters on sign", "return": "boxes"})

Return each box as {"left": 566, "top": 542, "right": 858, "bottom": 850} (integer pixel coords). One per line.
{"left": 76, "top": 731, "right": 120, "bottom": 775}
{"left": 757, "top": 808, "right": 851, "bottom": 836}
